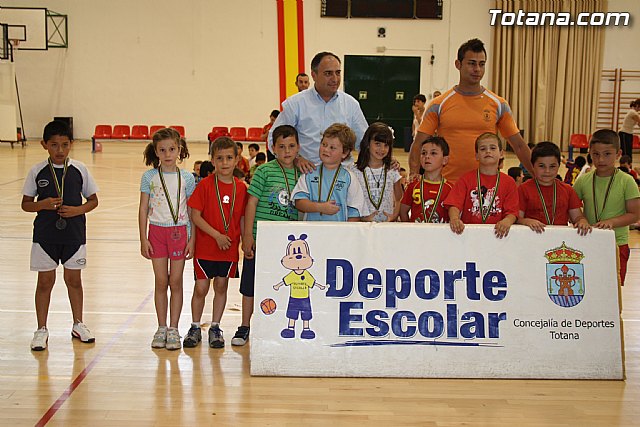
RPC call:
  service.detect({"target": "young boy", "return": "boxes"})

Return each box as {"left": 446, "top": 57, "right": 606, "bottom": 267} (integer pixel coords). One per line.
{"left": 291, "top": 123, "right": 368, "bottom": 221}
{"left": 445, "top": 132, "right": 519, "bottom": 238}
{"left": 619, "top": 155, "right": 639, "bottom": 182}
{"left": 192, "top": 160, "right": 203, "bottom": 183}
{"left": 249, "top": 152, "right": 267, "bottom": 178}
{"left": 184, "top": 137, "right": 248, "bottom": 348}
{"left": 507, "top": 166, "right": 524, "bottom": 186}
{"left": 248, "top": 143, "right": 260, "bottom": 167}
{"left": 517, "top": 141, "right": 591, "bottom": 235}
{"left": 236, "top": 142, "right": 251, "bottom": 177}
{"left": 400, "top": 136, "right": 453, "bottom": 223}
{"left": 21, "top": 120, "right": 99, "bottom": 351}
{"left": 574, "top": 130, "right": 640, "bottom": 285}
{"left": 232, "top": 125, "right": 301, "bottom": 346}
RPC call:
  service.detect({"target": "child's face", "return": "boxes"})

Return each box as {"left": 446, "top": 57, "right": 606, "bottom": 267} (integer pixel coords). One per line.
{"left": 41, "top": 135, "right": 72, "bottom": 165}
{"left": 154, "top": 138, "right": 181, "bottom": 169}
{"left": 319, "top": 136, "right": 347, "bottom": 167}
{"left": 590, "top": 143, "right": 620, "bottom": 173}
{"left": 533, "top": 156, "right": 559, "bottom": 186}
{"left": 256, "top": 159, "right": 266, "bottom": 166}
{"left": 212, "top": 147, "right": 238, "bottom": 179}
{"left": 515, "top": 173, "right": 524, "bottom": 186}
{"left": 420, "top": 142, "right": 448, "bottom": 175}
{"left": 475, "top": 137, "right": 502, "bottom": 167}
{"left": 248, "top": 147, "right": 258, "bottom": 158}
{"left": 193, "top": 163, "right": 201, "bottom": 174}
{"left": 369, "top": 139, "right": 390, "bottom": 164}
{"left": 274, "top": 135, "right": 299, "bottom": 168}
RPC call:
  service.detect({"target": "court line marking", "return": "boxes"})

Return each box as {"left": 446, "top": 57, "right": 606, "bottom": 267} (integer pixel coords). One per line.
{"left": 34, "top": 290, "right": 154, "bottom": 427}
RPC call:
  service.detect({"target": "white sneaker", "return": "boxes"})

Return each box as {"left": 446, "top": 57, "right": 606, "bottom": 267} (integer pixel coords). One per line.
{"left": 72, "top": 322, "right": 95, "bottom": 343}
{"left": 151, "top": 327, "right": 167, "bottom": 349}
{"left": 31, "top": 327, "right": 49, "bottom": 351}
{"left": 165, "top": 328, "right": 182, "bottom": 351}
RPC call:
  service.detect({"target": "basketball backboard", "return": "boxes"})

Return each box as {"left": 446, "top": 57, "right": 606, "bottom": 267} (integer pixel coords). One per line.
{"left": 0, "top": 7, "right": 47, "bottom": 50}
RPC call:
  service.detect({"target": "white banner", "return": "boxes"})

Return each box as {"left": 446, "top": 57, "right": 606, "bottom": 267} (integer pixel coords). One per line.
{"left": 251, "top": 222, "right": 623, "bottom": 379}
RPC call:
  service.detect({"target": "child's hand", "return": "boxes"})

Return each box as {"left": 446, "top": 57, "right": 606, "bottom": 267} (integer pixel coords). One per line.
{"left": 58, "top": 204, "right": 82, "bottom": 218}
{"left": 382, "top": 210, "right": 398, "bottom": 222}
{"left": 184, "top": 239, "right": 195, "bottom": 260}
{"left": 214, "top": 233, "right": 232, "bottom": 250}
{"left": 449, "top": 217, "right": 465, "bottom": 234}
{"left": 242, "top": 235, "right": 255, "bottom": 259}
{"left": 320, "top": 200, "right": 340, "bottom": 215}
{"left": 593, "top": 219, "right": 615, "bottom": 230}
{"left": 41, "top": 197, "right": 63, "bottom": 211}
{"left": 140, "top": 238, "right": 154, "bottom": 259}
{"left": 361, "top": 211, "right": 377, "bottom": 222}
{"left": 522, "top": 218, "right": 545, "bottom": 233}
{"left": 574, "top": 218, "right": 592, "bottom": 236}
{"left": 494, "top": 219, "right": 512, "bottom": 239}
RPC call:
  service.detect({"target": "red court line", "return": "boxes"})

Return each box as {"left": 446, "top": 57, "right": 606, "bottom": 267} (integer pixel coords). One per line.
{"left": 35, "top": 291, "right": 154, "bottom": 427}
{"left": 296, "top": 0, "right": 305, "bottom": 73}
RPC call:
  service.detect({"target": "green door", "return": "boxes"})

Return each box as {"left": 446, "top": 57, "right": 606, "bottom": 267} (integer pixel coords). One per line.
{"left": 344, "top": 55, "right": 421, "bottom": 148}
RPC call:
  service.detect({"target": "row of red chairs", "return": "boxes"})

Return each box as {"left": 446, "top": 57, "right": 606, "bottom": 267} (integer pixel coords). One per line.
{"left": 208, "top": 126, "right": 263, "bottom": 142}
{"left": 93, "top": 125, "right": 185, "bottom": 140}
{"left": 568, "top": 133, "right": 640, "bottom": 160}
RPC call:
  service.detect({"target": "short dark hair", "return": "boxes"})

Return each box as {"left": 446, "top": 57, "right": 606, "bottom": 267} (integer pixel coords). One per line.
{"left": 200, "top": 160, "right": 214, "bottom": 178}
{"left": 270, "top": 109, "right": 280, "bottom": 118}
{"left": 507, "top": 166, "right": 523, "bottom": 181}
{"left": 590, "top": 129, "right": 620, "bottom": 150}
{"left": 211, "top": 136, "right": 238, "bottom": 156}
{"left": 296, "top": 73, "right": 308, "bottom": 81}
{"left": 422, "top": 136, "right": 450, "bottom": 156}
{"left": 457, "top": 38, "right": 487, "bottom": 62}
{"left": 531, "top": 141, "right": 561, "bottom": 164}
{"left": 311, "top": 52, "right": 341, "bottom": 73}
{"left": 630, "top": 98, "right": 640, "bottom": 108}
{"left": 248, "top": 143, "right": 260, "bottom": 151}
{"left": 43, "top": 120, "right": 72, "bottom": 142}
{"left": 413, "top": 94, "right": 427, "bottom": 103}
{"left": 575, "top": 156, "right": 587, "bottom": 168}
{"left": 620, "top": 154, "right": 632, "bottom": 165}
{"left": 272, "top": 124, "right": 299, "bottom": 145}
{"left": 255, "top": 152, "right": 267, "bottom": 162}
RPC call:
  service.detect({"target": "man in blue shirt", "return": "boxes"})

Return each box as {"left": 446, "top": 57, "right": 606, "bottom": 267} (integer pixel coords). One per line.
{"left": 269, "top": 52, "right": 368, "bottom": 173}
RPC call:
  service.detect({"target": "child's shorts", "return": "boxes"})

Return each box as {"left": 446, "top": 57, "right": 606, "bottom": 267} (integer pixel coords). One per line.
{"left": 194, "top": 259, "right": 238, "bottom": 280}
{"left": 148, "top": 224, "right": 187, "bottom": 260}
{"left": 239, "top": 256, "right": 256, "bottom": 297}
{"left": 30, "top": 242, "right": 87, "bottom": 271}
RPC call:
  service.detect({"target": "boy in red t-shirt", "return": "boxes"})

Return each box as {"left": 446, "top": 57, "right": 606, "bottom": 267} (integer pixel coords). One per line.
{"left": 184, "top": 137, "right": 248, "bottom": 349}
{"left": 445, "top": 132, "right": 519, "bottom": 238}
{"left": 517, "top": 141, "right": 591, "bottom": 235}
{"left": 400, "top": 136, "right": 453, "bottom": 223}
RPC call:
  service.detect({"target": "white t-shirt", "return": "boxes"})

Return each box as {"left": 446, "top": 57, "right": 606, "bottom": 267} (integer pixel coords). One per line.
{"left": 140, "top": 168, "right": 195, "bottom": 227}
{"left": 354, "top": 166, "right": 401, "bottom": 222}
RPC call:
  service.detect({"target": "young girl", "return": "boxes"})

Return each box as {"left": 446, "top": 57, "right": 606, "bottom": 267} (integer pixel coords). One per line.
{"left": 354, "top": 122, "right": 403, "bottom": 222}
{"left": 139, "top": 128, "right": 196, "bottom": 350}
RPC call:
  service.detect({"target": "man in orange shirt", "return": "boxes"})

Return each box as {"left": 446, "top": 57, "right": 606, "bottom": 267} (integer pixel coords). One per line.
{"left": 409, "top": 38, "right": 533, "bottom": 184}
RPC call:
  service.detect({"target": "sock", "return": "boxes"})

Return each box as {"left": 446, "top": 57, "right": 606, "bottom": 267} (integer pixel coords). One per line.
{"left": 211, "top": 322, "right": 220, "bottom": 328}
{"left": 191, "top": 321, "right": 201, "bottom": 328}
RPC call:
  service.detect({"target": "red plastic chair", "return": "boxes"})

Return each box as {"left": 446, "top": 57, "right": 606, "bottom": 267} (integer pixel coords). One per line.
{"left": 131, "top": 125, "right": 150, "bottom": 140}
{"left": 170, "top": 125, "right": 185, "bottom": 137}
{"left": 247, "top": 127, "right": 263, "bottom": 142}
{"left": 633, "top": 135, "right": 640, "bottom": 150}
{"left": 229, "top": 127, "right": 247, "bottom": 141}
{"left": 208, "top": 126, "right": 230, "bottom": 142}
{"left": 568, "top": 133, "right": 588, "bottom": 160}
{"left": 150, "top": 126, "right": 165, "bottom": 137}
{"left": 93, "top": 125, "right": 112, "bottom": 139}
{"left": 112, "top": 125, "right": 131, "bottom": 139}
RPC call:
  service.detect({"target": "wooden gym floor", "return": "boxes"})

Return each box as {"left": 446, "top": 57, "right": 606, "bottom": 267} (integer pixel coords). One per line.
{"left": 0, "top": 140, "right": 638, "bottom": 426}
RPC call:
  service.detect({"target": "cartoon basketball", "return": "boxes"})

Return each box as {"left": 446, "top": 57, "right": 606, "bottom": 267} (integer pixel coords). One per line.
{"left": 260, "top": 298, "right": 277, "bottom": 315}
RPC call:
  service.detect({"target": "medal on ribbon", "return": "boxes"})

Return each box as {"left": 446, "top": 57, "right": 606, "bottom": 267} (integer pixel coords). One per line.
{"left": 592, "top": 169, "right": 617, "bottom": 223}
{"left": 318, "top": 165, "right": 341, "bottom": 216}
{"left": 534, "top": 179, "right": 557, "bottom": 225}
{"left": 364, "top": 166, "right": 387, "bottom": 212}
{"left": 421, "top": 176, "right": 445, "bottom": 223}
{"left": 277, "top": 161, "right": 299, "bottom": 211}
{"left": 158, "top": 167, "right": 182, "bottom": 240}
{"left": 48, "top": 158, "right": 68, "bottom": 230}
{"left": 215, "top": 174, "right": 236, "bottom": 234}
{"left": 477, "top": 169, "right": 500, "bottom": 223}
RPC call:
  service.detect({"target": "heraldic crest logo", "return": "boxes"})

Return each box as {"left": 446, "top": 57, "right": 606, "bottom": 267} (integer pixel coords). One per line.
{"left": 545, "top": 242, "right": 585, "bottom": 308}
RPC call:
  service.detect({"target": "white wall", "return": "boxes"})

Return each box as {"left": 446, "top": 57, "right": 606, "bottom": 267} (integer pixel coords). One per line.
{"left": 602, "top": 0, "right": 640, "bottom": 70}
{"left": 0, "top": 0, "right": 636, "bottom": 141}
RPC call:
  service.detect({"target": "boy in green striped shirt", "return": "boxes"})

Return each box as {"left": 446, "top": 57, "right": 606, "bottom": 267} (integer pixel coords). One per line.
{"left": 231, "top": 125, "right": 301, "bottom": 346}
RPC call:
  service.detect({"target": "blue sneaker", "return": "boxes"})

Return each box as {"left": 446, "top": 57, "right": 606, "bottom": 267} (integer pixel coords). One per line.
{"left": 208, "top": 325, "right": 224, "bottom": 348}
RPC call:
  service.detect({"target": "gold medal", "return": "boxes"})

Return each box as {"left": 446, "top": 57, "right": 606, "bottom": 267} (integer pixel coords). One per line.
{"left": 476, "top": 169, "right": 500, "bottom": 223}
{"left": 215, "top": 175, "right": 236, "bottom": 234}
{"left": 48, "top": 158, "right": 68, "bottom": 230}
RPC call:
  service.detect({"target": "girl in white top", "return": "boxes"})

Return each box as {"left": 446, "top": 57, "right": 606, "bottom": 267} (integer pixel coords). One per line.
{"left": 139, "top": 128, "right": 195, "bottom": 350}
{"left": 619, "top": 98, "right": 640, "bottom": 159}
{"left": 354, "top": 122, "right": 403, "bottom": 222}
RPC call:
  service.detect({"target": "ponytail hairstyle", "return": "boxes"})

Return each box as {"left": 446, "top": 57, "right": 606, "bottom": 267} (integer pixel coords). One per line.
{"left": 143, "top": 127, "right": 190, "bottom": 168}
{"left": 355, "top": 122, "right": 394, "bottom": 172}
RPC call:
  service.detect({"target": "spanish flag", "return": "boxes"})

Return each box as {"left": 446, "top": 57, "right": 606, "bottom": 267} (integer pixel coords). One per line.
{"left": 277, "top": 0, "right": 305, "bottom": 104}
